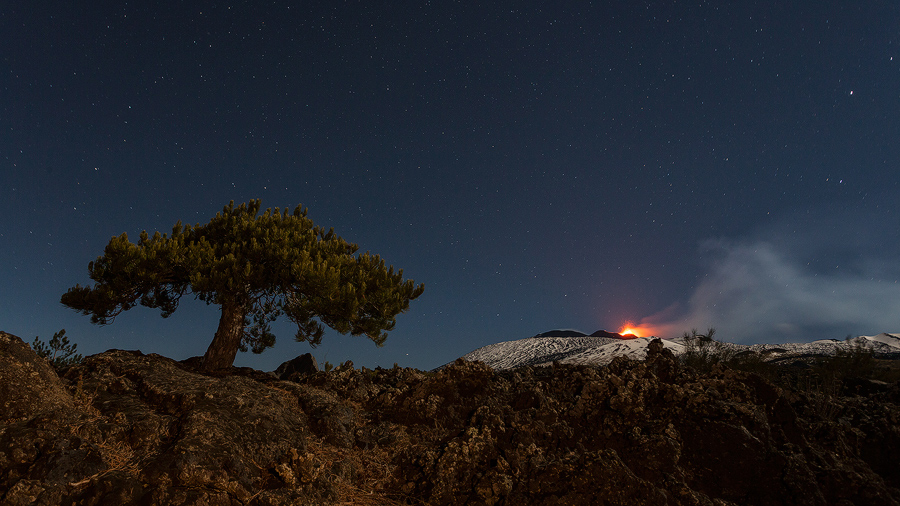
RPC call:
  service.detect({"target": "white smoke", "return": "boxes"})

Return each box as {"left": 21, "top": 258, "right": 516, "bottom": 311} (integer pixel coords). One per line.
{"left": 641, "top": 209, "right": 900, "bottom": 343}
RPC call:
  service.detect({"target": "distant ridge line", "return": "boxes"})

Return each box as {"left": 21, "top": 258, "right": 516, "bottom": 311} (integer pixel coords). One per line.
{"left": 589, "top": 330, "right": 627, "bottom": 339}
{"left": 533, "top": 330, "right": 587, "bottom": 338}
{"left": 533, "top": 329, "right": 630, "bottom": 339}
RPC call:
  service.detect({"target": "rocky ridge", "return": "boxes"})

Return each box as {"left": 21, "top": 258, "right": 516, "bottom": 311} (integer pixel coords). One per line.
{"left": 2, "top": 331, "right": 900, "bottom": 505}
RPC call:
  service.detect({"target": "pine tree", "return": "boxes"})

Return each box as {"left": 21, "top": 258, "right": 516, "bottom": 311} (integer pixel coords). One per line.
{"left": 61, "top": 200, "right": 424, "bottom": 371}
{"left": 31, "top": 329, "right": 83, "bottom": 368}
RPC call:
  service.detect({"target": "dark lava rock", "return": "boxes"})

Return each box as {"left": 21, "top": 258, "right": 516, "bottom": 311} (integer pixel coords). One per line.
{"left": 0, "top": 331, "right": 75, "bottom": 423}
{"left": 0, "top": 332, "right": 336, "bottom": 505}
{"left": 275, "top": 352, "right": 320, "bottom": 380}
{"left": 3, "top": 331, "right": 900, "bottom": 505}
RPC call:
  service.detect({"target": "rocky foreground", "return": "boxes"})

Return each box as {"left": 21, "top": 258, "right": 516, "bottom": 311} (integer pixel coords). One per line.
{"left": 2, "top": 331, "right": 900, "bottom": 505}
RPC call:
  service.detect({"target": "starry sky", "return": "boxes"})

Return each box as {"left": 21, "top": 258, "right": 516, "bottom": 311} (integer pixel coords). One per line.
{"left": 3, "top": 1, "right": 899, "bottom": 372}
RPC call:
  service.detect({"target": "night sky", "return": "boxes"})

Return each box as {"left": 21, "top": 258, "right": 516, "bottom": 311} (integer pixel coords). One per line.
{"left": 3, "top": 1, "right": 899, "bottom": 372}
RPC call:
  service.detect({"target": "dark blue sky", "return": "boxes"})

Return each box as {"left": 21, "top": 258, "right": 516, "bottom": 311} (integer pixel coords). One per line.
{"left": 3, "top": 1, "right": 899, "bottom": 371}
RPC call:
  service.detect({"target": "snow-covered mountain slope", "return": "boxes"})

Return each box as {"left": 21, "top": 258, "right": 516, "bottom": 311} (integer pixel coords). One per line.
{"left": 858, "top": 332, "right": 900, "bottom": 350}
{"left": 460, "top": 336, "right": 620, "bottom": 370}
{"left": 456, "top": 333, "right": 900, "bottom": 371}
{"left": 744, "top": 333, "right": 900, "bottom": 359}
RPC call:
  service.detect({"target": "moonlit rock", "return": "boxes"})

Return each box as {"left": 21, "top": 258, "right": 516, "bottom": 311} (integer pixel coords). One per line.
{"left": 454, "top": 332, "right": 900, "bottom": 371}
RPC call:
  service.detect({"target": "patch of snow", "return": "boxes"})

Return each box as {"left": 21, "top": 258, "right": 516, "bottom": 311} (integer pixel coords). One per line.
{"left": 550, "top": 337, "right": 685, "bottom": 367}
{"left": 462, "top": 336, "right": 620, "bottom": 370}
{"left": 861, "top": 333, "right": 900, "bottom": 348}
{"left": 455, "top": 332, "right": 900, "bottom": 371}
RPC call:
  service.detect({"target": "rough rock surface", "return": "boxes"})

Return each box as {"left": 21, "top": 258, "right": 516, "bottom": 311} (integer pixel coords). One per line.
{"left": 274, "top": 352, "right": 319, "bottom": 380}
{"left": 1, "top": 331, "right": 75, "bottom": 423}
{"left": 2, "top": 331, "right": 899, "bottom": 505}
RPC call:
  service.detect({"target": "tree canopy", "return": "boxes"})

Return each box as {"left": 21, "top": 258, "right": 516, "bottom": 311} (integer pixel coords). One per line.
{"left": 61, "top": 200, "right": 424, "bottom": 371}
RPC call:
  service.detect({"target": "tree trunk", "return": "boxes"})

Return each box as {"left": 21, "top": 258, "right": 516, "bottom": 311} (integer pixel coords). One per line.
{"left": 201, "top": 301, "right": 246, "bottom": 372}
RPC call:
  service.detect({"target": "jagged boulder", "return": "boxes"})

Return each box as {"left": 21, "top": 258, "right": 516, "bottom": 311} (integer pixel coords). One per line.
{"left": 0, "top": 331, "right": 75, "bottom": 422}
{"left": 0, "top": 332, "right": 104, "bottom": 506}
{"left": 275, "top": 352, "right": 319, "bottom": 380}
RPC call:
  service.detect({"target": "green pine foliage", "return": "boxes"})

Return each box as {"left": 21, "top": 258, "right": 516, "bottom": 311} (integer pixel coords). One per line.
{"left": 31, "top": 329, "right": 83, "bottom": 368}
{"left": 61, "top": 200, "right": 424, "bottom": 370}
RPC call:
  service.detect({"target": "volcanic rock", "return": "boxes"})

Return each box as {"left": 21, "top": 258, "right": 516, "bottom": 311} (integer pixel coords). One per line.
{"left": 275, "top": 352, "right": 320, "bottom": 379}
{"left": 0, "top": 331, "right": 75, "bottom": 423}
{"left": 2, "top": 331, "right": 900, "bottom": 505}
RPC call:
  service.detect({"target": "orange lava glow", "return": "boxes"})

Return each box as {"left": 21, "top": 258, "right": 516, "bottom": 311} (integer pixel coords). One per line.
{"left": 615, "top": 321, "right": 669, "bottom": 339}
{"left": 618, "top": 325, "right": 642, "bottom": 338}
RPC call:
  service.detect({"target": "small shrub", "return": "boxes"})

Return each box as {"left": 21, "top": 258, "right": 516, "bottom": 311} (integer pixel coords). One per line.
{"left": 829, "top": 337, "right": 877, "bottom": 380}
{"left": 678, "top": 327, "right": 779, "bottom": 378}
{"left": 805, "top": 336, "right": 900, "bottom": 387}
{"left": 789, "top": 370, "right": 843, "bottom": 421}
{"left": 785, "top": 337, "right": 882, "bottom": 418}
{"left": 679, "top": 328, "right": 735, "bottom": 372}
{"left": 31, "top": 329, "right": 83, "bottom": 368}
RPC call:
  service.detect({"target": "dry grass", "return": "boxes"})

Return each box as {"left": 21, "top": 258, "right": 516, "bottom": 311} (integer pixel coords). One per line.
{"left": 95, "top": 438, "right": 139, "bottom": 475}
{"left": 300, "top": 434, "right": 421, "bottom": 506}
{"left": 70, "top": 374, "right": 103, "bottom": 421}
{"left": 67, "top": 374, "right": 141, "bottom": 484}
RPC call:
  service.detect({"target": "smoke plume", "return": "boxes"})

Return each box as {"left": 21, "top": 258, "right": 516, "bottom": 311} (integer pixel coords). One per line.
{"left": 640, "top": 208, "right": 900, "bottom": 343}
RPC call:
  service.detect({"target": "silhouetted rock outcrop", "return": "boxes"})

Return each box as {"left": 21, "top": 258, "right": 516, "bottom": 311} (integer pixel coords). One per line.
{"left": 1, "top": 331, "right": 75, "bottom": 422}
{"left": 589, "top": 329, "right": 624, "bottom": 338}
{"left": 275, "top": 352, "right": 320, "bottom": 379}
{"left": 533, "top": 330, "right": 586, "bottom": 338}
{"left": 2, "top": 331, "right": 900, "bottom": 505}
